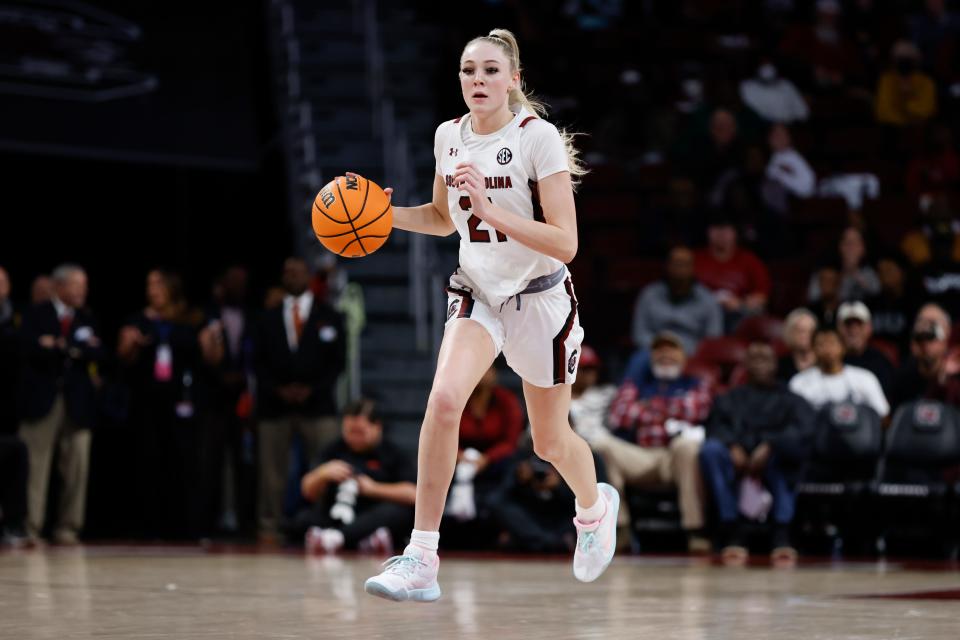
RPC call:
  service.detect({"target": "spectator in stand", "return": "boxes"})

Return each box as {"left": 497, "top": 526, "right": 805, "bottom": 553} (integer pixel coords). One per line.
{"left": 569, "top": 346, "right": 617, "bottom": 448}
{"left": 760, "top": 124, "right": 817, "bottom": 218}
{"left": 909, "top": 0, "right": 960, "bottom": 67}
{"left": 766, "top": 124, "right": 815, "bottom": 197}
{"left": 740, "top": 57, "right": 810, "bottom": 124}
{"left": 687, "top": 109, "right": 748, "bottom": 195}
{"left": 201, "top": 265, "right": 256, "bottom": 535}
{"left": 808, "top": 227, "right": 881, "bottom": 303}
{"left": 601, "top": 331, "right": 713, "bottom": 552}
{"left": 255, "top": 257, "right": 346, "bottom": 544}
{"left": 789, "top": 327, "right": 890, "bottom": 419}
{"left": 632, "top": 245, "right": 723, "bottom": 356}
{"left": 875, "top": 40, "right": 937, "bottom": 126}
{"left": 902, "top": 195, "right": 960, "bottom": 267}
{"left": 891, "top": 304, "right": 960, "bottom": 407}
{"left": 446, "top": 364, "right": 523, "bottom": 522}
{"left": 0, "top": 266, "right": 19, "bottom": 435}
{"left": 694, "top": 213, "right": 771, "bottom": 331}
{"left": 489, "top": 446, "right": 577, "bottom": 553}
{"left": 297, "top": 398, "right": 415, "bottom": 554}
{"left": 913, "top": 200, "right": 960, "bottom": 318}
{"left": 18, "top": 264, "right": 103, "bottom": 545}
{"left": 779, "top": 0, "right": 863, "bottom": 90}
{"left": 701, "top": 342, "right": 815, "bottom": 566}
{"left": 119, "top": 269, "right": 213, "bottom": 539}
{"left": 865, "top": 253, "right": 920, "bottom": 356}
{"left": 1, "top": 434, "right": 29, "bottom": 547}
{"left": 778, "top": 308, "right": 818, "bottom": 382}
{"left": 30, "top": 275, "right": 52, "bottom": 305}
{"left": 837, "top": 301, "right": 896, "bottom": 397}
{"left": 906, "top": 125, "right": 960, "bottom": 200}
{"left": 808, "top": 265, "right": 842, "bottom": 328}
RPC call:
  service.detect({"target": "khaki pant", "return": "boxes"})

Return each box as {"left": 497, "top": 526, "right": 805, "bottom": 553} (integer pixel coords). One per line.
{"left": 18, "top": 394, "right": 91, "bottom": 539}
{"left": 257, "top": 415, "right": 339, "bottom": 536}
{"left": 593, "top": 435, "right": 704, "bottom": 530}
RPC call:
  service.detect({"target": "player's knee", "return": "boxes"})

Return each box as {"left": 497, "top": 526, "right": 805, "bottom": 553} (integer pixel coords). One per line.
{"left": 425, "top": 387, "right": 463, "bottom": 425}
{"left": 532, "top": 432, "right": 567, "bottom": 465}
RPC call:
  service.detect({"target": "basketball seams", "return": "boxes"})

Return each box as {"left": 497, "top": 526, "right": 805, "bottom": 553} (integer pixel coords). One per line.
{"left": 312, "top": 200, "right": 344, "bottom": 225}
{"left": 326, "top": 234, "right": 390, "bottom": 258}
{"left": 313, "top": 200, "right": 392, "bottom": 238}
{"left": 335, "top": 178, "right": 368, "bottom": 256}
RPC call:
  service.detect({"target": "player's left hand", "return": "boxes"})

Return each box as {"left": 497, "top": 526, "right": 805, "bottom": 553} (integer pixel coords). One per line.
{"left": 345, "top": 171, "right": 392, "bottom": 202}
{"left": 453, "top": 162, "right": 489, "bottom": 217}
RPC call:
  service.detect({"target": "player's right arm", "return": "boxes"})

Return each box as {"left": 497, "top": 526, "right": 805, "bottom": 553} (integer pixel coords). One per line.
{"left": 344, "top": 171, "right": 455, "bottom": 237}
{"left": 390, "top": 173, "right": 456, "bottom": 236}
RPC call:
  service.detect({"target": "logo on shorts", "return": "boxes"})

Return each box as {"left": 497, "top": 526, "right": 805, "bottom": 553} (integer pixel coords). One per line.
{"left": 496, "top": 147, "right": 512, "bottom": 165}
{"left": 447, "top": 300, "right": 460, "bottom": 320}
{"left": 567, "top": 349, "right": 579, "bottom": 374}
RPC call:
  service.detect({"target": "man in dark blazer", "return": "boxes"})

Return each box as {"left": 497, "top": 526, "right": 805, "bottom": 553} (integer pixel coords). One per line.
{"left": 255, "top": 257, "right": 346, "bottom": 542}
{"left": 18, "top": 264, "right": 103, "bottom": 545}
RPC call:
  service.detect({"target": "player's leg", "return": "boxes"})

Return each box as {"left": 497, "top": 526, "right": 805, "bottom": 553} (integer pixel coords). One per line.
{"left": 503, "top": 274, "right": 619, "bottom": 582}
{"left": 365, "top": 316, "right": 498, "bottom": 602}
{"left": 414, "top": 318, "right": 497, "bottom": 531}
{"left": 523, "top": 382, "right": 597, "bottom": 507}
{"left": 523, "top": 381, "right": 619, "bottom": 582}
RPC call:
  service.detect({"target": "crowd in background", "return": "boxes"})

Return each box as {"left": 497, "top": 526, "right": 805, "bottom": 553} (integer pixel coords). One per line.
{"left": 3, "top": 0, "right": 960, "bottom": 560}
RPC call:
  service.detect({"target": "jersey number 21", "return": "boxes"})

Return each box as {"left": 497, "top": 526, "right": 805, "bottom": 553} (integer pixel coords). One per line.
{"left": 459, "top": 196, "right": 506, "bottom": 243}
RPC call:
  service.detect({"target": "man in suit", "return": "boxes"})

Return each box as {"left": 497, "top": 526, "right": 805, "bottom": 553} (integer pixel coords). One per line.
{"left": 255, "top": 257, "right": 346, "bottom": 542}
{"left": 18, "top": 264, "right": 103, "bottom": 545}
{"left": 201, "top": 265, "right": 256, "bottom": 535}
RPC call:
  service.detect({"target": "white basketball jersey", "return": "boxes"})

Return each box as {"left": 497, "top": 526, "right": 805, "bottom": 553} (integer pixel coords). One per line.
{"left": 434, "top": 105, "right": 570, "bottom": 307}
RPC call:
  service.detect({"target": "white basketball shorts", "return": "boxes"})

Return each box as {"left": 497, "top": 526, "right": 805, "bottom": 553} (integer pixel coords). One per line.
{"left": 444, "top": 267, "right": 585, "bottom": 388}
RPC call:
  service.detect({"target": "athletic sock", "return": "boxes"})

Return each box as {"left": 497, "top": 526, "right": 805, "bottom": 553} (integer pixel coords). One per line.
{"left": 575, "top": 490, "right": 605, "bottom": 525}
{"left": 409, "top": 529, "right": 440, "bottom": 552}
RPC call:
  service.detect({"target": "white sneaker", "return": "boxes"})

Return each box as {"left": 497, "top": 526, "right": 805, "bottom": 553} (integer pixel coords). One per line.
{"left": 572, "top": 483, "right": 620, "bottom": 583}
{"left": 364, "top": 545, "right": 441, "bottom": 602}
{"left": 305, "top": 527, "right": 344, "bottom": 555}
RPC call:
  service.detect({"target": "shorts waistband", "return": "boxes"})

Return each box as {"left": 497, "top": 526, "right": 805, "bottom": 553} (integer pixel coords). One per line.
{"left": 518, "top": 267, "right": 566, "bottom": 295}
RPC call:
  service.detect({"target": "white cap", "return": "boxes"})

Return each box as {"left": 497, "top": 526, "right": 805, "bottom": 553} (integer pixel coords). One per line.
{"left": 838, "top": 301, "right": 871, "bottom": 324}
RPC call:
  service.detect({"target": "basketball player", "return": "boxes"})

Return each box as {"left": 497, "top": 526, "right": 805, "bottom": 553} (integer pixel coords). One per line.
{"left": 362, "top": 29, "right": 619, "bottom": 602}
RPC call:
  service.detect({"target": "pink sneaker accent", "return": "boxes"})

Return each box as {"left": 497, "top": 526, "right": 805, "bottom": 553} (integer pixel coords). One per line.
{"left": 364, "top": 544, "right": 441, "bottom": 602}
{"left": 573, "top": 483, "right": 620, "bottom": 582}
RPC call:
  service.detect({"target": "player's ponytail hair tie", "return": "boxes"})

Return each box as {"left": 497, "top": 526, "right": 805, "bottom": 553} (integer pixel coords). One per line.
{"left": 463, "top": 28, "right": 589, "bottom": 189}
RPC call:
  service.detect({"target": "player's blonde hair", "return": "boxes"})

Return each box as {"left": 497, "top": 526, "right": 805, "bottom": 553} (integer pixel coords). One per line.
{"left": 464, "top": 28, "right": 588, "bottom": 188}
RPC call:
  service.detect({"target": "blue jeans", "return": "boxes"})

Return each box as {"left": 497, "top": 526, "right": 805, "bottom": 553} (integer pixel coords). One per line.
{"left": 699, "top": 438, "right": 796, "bottom": 525}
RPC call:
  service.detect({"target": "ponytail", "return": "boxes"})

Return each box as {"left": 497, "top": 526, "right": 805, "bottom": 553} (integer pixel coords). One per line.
{"left": 467, "top": 28, "right": 589, "bottom": 188}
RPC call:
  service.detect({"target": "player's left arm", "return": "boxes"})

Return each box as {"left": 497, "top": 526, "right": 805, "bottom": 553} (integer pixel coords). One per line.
{"left": 452, "top": 162, "right": 577, "bottom": 263}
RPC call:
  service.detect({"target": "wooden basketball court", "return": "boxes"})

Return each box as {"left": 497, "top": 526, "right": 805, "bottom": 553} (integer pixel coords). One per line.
{"left": 1, "top": 546, "right": 958, "bottom": 638}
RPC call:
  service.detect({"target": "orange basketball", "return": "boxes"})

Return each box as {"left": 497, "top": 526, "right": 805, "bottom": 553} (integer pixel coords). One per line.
{"left": 312, "top": 175, "right": 393, "bottom": 258}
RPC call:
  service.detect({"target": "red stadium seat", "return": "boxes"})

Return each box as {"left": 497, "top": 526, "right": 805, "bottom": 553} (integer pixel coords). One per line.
{"left": 694, "top": 336, "right": 748, "bottom": 368}
{"left": 735, "top": 315, "right": 784, "bottom": 343}
{"left": 684, "top": 359, "right": 723, "bottom": 390}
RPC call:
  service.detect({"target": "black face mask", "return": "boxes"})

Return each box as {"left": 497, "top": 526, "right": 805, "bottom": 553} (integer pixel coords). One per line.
{"left": 895, "top": 57, "right": 916, "bottom": 75}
